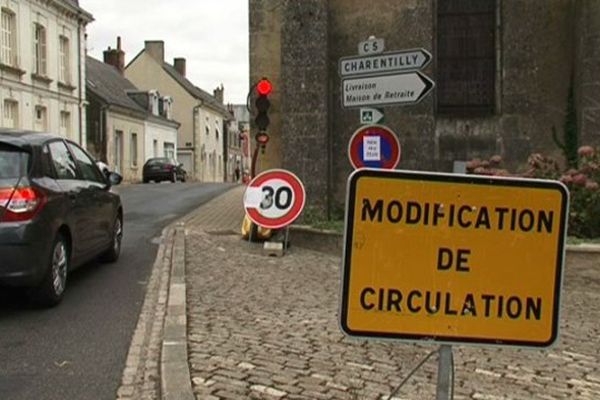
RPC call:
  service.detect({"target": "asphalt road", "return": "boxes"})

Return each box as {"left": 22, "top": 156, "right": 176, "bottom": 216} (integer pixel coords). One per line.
{"left": 0, "top": 181, "right": 234, "bottom": 400}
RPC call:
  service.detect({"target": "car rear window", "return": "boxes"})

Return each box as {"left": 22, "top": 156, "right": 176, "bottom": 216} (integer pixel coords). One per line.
{"left": 0, "top": 144, "right": 29, "bottom": 180}
{"left": 146, "top": 158, "right": 169, "bottom": 166}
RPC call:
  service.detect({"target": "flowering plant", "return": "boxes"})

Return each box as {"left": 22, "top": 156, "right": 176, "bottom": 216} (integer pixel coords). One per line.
{"left": 467, "top": 146, "right": 600, "bottom": 238}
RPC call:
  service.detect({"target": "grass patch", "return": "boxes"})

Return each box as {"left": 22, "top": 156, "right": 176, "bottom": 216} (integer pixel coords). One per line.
{"left": 567, "top": 236, "right": 600, "bottom": 245}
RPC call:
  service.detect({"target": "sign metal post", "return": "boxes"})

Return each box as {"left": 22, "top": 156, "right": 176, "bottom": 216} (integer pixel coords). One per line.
{"left": 436, "top": 345, "right": 453, "bottom": 400}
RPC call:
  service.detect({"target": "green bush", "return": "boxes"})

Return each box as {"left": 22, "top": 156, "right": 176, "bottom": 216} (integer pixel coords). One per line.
{"left": 467, "top": 146, "right": 600, "bottom": 239}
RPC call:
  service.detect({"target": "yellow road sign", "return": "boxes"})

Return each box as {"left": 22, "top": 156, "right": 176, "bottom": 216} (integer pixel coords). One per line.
{"left": 340, "top": 169, "right": 569, "bottom": 347}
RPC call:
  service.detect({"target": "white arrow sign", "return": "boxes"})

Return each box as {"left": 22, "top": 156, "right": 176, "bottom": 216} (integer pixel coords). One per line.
{"left": 342, "top": 72, "right": 435, "bottom": 108}
{"left": 339, "top": 48, "right": 432, "bottom": 77}
{"left": 360, "top": 108, "right": 384, "bottom": 124}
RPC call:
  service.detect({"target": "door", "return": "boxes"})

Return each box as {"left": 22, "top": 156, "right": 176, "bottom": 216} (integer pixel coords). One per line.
{"left": 114, "top": 130, "right": 123, "bottom": 174}
{"left": 67, "top": 141, "right": 114, "bottom": 251}
{"left": 47, "top": 140, "right": 93, "bottom": 263}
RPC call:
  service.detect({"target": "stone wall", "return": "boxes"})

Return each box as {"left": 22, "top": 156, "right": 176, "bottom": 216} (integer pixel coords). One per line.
{"left": 576, "top": 0, "right": 600, "bottom": 145}
{"left": 249, "top": 0, "right": 600, "bottom": 214}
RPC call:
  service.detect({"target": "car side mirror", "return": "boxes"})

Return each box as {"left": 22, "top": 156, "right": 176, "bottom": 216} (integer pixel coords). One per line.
{"left": 108, "top": 172, "right": 123, "bottom": 186}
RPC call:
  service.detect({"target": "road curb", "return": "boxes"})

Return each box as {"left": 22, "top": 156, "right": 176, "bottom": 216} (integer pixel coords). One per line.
{"left": 116, "top": 226, "right": 174, "bottom": 400}
{"left": 161, "top": 224, "right": 195, "bottom": 400}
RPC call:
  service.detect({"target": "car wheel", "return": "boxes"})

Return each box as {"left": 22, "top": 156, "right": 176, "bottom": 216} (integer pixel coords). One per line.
{"left": 31, "top": 234, "right": 69, "bottom": 307}
{"left": 143, "top": 177, "right": 149, "bottom": 183}
{"left": 100, "top": 215, "right": 123, "bottom": 263}
{"left": 171, "top": 172, "right": 177, "bottom": 183}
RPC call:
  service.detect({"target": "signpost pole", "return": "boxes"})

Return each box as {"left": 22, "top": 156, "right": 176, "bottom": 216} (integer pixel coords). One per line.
{"left": 435, "top": 345, "right": 453, "bottom": 400}
{"left": 284, "top": 226, "right": 290, "bottom": 253}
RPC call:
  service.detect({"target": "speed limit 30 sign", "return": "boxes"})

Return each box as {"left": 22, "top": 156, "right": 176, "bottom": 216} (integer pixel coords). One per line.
{"left": 243, "top": 169, "right": 306, "bottom": 229}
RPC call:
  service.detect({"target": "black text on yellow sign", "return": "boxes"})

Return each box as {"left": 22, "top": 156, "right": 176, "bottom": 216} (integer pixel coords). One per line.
{"left": 340, "top": 169, "right": 569, "bottom": 348}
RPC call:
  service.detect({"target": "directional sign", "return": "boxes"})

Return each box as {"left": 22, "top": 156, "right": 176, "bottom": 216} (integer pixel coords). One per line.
{"left": 348, "top": 125, "right": 400, "bottom": 170}
{"left": 339, "top": 48, "right": 432, "bottom": 77}
{"left": 360, "top": 108, "right": 384, "bottom": 125}
{"left": 340, "top": 169, "right": 569, "bottom": 348}
{"left": 342, "top": 71, "right": 434, "bottom": 108}
{"left": 243, "top": 169, "right": 306, "bottom": 229}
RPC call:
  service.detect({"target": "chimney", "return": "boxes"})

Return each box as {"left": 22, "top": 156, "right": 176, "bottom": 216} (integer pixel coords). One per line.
{"left": 174, "top": 58, "right": 186, "bottom": 77}
{"left": 213, "top": 84, "right": 224, "bottom": 104}
{"left": 103, "top": 36, "right": 125, "bottom": 74}
{"left": 145, "top": 40, "right": 164, "bottom": 63}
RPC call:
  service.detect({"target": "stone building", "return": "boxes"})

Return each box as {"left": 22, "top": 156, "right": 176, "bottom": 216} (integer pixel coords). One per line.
{"left": 225, "top": 104, "right": 250, "bottom": 182}
{"left": 250, "top": 0, "right": 600, "bottom": 215}
{"left": 125, "top": 41, "right": 232, "bottom": 182}
{"left": 0, "top": 0, "right": 92, "bottom": 144}
{"left": 86, "top": 52, "right": 179, "bottom": 182}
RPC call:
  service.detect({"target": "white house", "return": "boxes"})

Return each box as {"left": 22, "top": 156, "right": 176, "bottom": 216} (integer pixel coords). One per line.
{"left": 0, "top": 0, "right": 93, "bottom": 145}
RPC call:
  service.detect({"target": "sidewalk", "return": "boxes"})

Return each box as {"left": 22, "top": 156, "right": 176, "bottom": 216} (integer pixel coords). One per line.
{"left": 181, "top": 187, "right": 600, "bottom": 399}
{"left": 117, "top": 185, "right": 600, "bottom": 400}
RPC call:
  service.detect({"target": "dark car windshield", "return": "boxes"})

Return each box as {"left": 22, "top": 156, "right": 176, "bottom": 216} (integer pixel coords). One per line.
{"left": 0, "top": 144, "right": 29, "bottom": 180}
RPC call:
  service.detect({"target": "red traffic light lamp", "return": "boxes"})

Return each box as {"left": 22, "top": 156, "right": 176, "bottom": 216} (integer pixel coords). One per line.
{"left": 255, "top": 78, "right": 272, "bottom": 131}
{"left": 256, "top": 79, "right": 272, "bottom": 96}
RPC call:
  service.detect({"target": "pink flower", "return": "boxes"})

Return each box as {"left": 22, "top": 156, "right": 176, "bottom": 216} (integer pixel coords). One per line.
{"left": 466, "top": 159, "right": 481, "bottom": 170}
{"left": 560, "top": 174, "right": 574, "bottom": 185}
{"left": 489, "top": 155, "right": 502, "bottom": 166}
{"left": 573, "top": 173, "right": 588, "bottom": 186}
{"left": 565, "top": 169, "right": 578, "bottom": 176}
{"left": 578, "top": 146, "right": 595, "bottom": 158}
{"left": 585, "top": 181, "right": 599, "bottom": 191}
{"left": 528, "top": 153, "right": 544, "bottom": 167}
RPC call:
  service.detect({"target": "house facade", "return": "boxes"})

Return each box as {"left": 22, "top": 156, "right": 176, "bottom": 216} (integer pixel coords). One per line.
{"left": 225, "top": 104, "right": 250, "bottom": 182}
{"left": 125, "top": 41, "right": 232, "bottom": 182}
{"left": 250, "top": 0, "right": 600, "bottom": 214}
{"left": 0, "top": 0, "right": 93, "bottom": 144}
{"left": 86, "top": 46, "right": 179, "bottom": 182}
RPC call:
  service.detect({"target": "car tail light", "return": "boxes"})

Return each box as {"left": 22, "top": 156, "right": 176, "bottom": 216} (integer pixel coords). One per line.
{"left": 0, "top": 187, "right": 47, "bottom": 222}
{"left": 166, "top": 164, "right": 174, "bottom": 171}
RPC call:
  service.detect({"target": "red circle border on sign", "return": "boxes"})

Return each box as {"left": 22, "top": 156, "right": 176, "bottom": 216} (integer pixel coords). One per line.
{"left": 245, "top": 169, "right": 306, "bottom": 229}
{"left": 347, "top": 124, "right": 401, "bottom": 170}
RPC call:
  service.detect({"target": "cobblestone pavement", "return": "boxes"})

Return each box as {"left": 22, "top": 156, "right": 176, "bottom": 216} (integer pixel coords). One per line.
{"left": 185, "top": 187, "right": 600, "bottom": 399}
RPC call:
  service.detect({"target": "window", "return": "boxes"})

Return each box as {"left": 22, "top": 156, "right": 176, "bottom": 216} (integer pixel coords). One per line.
{"left": 216, "top": 128, "right": 219, "bottom": 140}
{"left": 153, "top": 139, "right": 158, "bottom": 157}
{"left": 34, "top": 106, "right": 47, "bottom": 131}
{"left": 164, "top": 142, "right": 175, "bottom": 159}
{"left": 205, "top": 126, "right": 209, "bottom": 136}
{"left": 1, "top": 9, "right": 16, "bottom": 66}
{"left": 3, "top": 99, "right": 17, "bottom": 128}
{"left": 48, "top": 140, "right": 77, "bottom": 180}
{"left": 129, "top": 133, "right": 137, "bottom": 167}
{"left": 33, "top": 24, "right": 46, "bottom": 75}
{"left": 437, "top": 0, "right": 496, "bottom": 115}
{"left": 60, "top": 111, "right": 71, "bottom": 137}
{"left": 130, "top": 133, "right": 138, "bottom": 167}
{"left": 59, "top": 35, "right": 70, "bottom": 83}
{"left": 68, "top": 142, "right": 105, "bottom": 183}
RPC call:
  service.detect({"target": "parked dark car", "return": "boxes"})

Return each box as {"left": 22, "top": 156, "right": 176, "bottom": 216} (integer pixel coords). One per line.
{"left": 142, "top": 157, "right": 186, "bottom": 183}
{"left": 0, "top": 130, "right": 123, "bottom": 306}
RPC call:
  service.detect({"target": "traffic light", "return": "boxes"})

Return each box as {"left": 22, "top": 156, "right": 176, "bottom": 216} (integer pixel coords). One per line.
{"left": 255, "top": 78, "right": 272, "bottom": 131}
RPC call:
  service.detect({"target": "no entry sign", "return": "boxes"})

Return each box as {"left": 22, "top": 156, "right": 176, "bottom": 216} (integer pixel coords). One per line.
{"left": 243, "top": 169, "right": 306, "bottom": 229}
{"left": 348, "top": 124, "right": 401, "bottom": 170}
{"left": 340, "top": 169, "right": 569, "bottom": 347}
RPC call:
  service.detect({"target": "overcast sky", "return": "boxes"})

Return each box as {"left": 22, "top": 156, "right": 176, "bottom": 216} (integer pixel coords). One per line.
{"left": 81, "top": 0, "right": 249, "bottom": 104}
